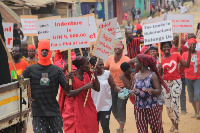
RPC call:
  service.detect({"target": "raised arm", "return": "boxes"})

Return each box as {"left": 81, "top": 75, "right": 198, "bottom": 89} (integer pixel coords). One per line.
{"left": 119, "top": 73, "right": 133, "bottom": 90}
{"left": 180, "top": 48, "right": 191, "bottom": 68}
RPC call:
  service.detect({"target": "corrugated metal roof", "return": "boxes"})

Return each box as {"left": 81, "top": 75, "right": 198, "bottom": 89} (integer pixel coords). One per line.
{"left": 22, "top": 0, "right": 55, "bottom": 7}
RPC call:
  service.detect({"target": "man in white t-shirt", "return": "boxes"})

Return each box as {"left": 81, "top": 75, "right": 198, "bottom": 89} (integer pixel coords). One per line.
{"left": 180, "top": 3, "right": 187, "bottom": 14}
{"left": 185, "top": 33, "right": 200, "bottom": 50}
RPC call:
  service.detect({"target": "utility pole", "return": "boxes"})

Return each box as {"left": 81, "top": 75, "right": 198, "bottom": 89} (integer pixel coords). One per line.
{"left": 104, "top": 0, "right": 108, "bottom": 20}
{"left": 77, "top": 0, "right": 81, "bottom": 16}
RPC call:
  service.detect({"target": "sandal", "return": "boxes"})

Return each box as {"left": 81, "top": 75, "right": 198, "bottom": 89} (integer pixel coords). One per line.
{"left": 169, "top": 125, "right": 175, "bottom": 132}
{"left": 174, "top": 129, "right": 179, "bottom": 133}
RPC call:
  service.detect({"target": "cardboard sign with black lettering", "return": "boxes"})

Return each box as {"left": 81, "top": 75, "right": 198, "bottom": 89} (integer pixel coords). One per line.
{"left": 94, "top": 29, "right": 115, "bottom": 61}
{"left": 49, "top": 17, "right": 89, "bottom": 50}
{"left": 143, "top": 20, "right": 173, "bottom": 45}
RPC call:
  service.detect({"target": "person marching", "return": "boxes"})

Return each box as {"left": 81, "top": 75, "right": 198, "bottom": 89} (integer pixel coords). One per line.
{"left": 182, "top": 38, "right": 200, "bottom": 119}
{"left": 104, "top": 42, "right": 130, "bottom": 133}
{"left": 61, "top": 56, "right": 100, "bottom": 133}
{"left": 90, "top": 56, "right": 121, "bottom": 133}
{"left": 22, "top": 40, "right": 71, "bottom": 133}
{"left": 159, "top": 41, "right": 191, "bottom": 133}
{"left": 26, "top": 45, "right": 38, "bottom": 65}
{"left": 132, "top": 54, "right": 169, "bottom": 133}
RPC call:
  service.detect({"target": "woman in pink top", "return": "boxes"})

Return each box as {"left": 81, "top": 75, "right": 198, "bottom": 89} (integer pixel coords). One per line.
{"left": 159, "top": 41, "right": 191, "bottom": 133}
{"left": 104, "top": 42, "right": 130, "bottom": 133}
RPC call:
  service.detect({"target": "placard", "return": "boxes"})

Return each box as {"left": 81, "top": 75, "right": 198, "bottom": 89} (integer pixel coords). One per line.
{"left": 166, "top": 14, "right": 194, "bottom": 33}
{"left": 141, "top": 17, "right": 163, "bottom": 25}
{"left": 20, "top": 15, "right": 38, "bottom": 36}
{"left": 3, "top": 23, "right": 13, "bottom": 48}
{"left": 97, "top": 18, "right": 117, "bottom": 36}
{"left": 115, "top": 23, "right": 122, "bottom": 39}
{"left": 35, "top": 16, "right": 61, "bottom": 40}
{"left": 94, "top": 29, "right": 115, "bottom": 61}
{"left": 143, "top": 20, "right": 173, "bottom": 45}
{"left": 82, "top": 14, "right": 98, "bottom": 43}
{"left": 49, "top": 17, "right": 89, "bottom": 50}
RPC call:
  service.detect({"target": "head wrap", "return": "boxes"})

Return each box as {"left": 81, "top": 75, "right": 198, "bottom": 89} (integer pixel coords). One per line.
{"left": 72, "top": 56, "right": 87, "bottom": 68}
{"left": 188, "top": 38, "right": 197, "bottom": 45}
{"left": 136, "top": 54, "right": 170, "bottom": 93}
{"left": 27, "top": 45, "right": 36, "bottom": 51}
{"left": 136, "top": 23, "right": 142, "bottom": 30}
{"left": 38, "top": 40, "right": 52, "bottom": 66}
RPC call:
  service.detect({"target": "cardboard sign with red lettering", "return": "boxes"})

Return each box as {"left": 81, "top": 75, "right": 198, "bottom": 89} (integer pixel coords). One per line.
{"left": 166, "top": 14, "right": 194, "bottom": 33}
{"left": 97, "top": 18, "right": 117, "bottom": 36}
{"left": 20, "top": 15, "right": 38, "bottom": 36}
{"left": 35, "top": 16, "right": 61, "bottom": 40}
{"left": 3, "top": 23, "right": 13, "bottom": 48}
{"left": 49, "top": 17, "right": 89, "bottom": 50}
{"left": 96, "top": 19, "right": 103, "bottom": 27}
{"left": 94, "top": 29, "right": 115, "bottom": 61}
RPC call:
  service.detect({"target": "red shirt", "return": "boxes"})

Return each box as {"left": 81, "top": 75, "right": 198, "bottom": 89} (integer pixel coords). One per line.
{"left": 140, "top": 45, "right": 150, "bottom": 55}
{"left": 161, "top": 53, "right": 183, "bottom": 80}
{"left": 182, "top": 51, "right": 200, "bottom": 80}
{"left": 170, "top": 45, "right": 188, "bottom": 78}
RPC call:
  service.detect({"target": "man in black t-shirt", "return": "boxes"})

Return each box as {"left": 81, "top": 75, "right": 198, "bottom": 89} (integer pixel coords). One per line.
{"left": 13, "top": 23, "right": 23, "bottom": 46}
{"left": 22, "top": 40, "right": 71, "bottom": 133}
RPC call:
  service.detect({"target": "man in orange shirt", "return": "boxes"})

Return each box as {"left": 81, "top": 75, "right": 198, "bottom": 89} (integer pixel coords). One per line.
{"left": 9, "top": 45, "right": 29, "bottom": 80}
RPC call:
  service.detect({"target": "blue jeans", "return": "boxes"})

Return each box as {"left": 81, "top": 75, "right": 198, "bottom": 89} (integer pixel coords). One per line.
{"left": 185, "top": 78, "right": 200, "bottom": 102}
{"left": 180, "top": 78, "right": 187, "bottom": 111}
{"left": 111, "top": 89, "right": 128, "bottom": 124}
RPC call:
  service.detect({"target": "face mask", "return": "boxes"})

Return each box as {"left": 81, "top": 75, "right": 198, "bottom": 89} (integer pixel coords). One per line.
{"left": 38, "top": 40, "right": 52, "bottom": 66}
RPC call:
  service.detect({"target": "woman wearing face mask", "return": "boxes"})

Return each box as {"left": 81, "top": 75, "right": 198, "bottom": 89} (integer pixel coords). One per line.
{"left": 62, "top": 56, "right": 100, "bottom": 133}
{"left": 182, "top": 38, "right": 200, "bottom": 120}
{"left": 89, "top": 56, "right": 121, "bottom": 133}
{"left": 104, "top": 42, "right": 130, "bottom": 133}
{"left": 132, "top": 54, "right": 168, "bottom": 133}
{"left": 159, "top": 41, "right": 191, "bottom": 133}
{"left": 26, "top": 45, "right": 38, "bottom": 65}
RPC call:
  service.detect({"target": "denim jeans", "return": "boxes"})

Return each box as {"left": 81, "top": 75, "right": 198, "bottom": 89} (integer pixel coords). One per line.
{"left": 180, "top": 78, "right": 187, "bottom": 112}
{"left": 111, "top": 89, "right": 128, "bottom": 124}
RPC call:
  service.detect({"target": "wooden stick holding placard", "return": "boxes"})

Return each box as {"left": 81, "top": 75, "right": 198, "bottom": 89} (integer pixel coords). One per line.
{"left": 68, "top": 49, "right": 72, "bottom": 85}
{"left": 158, "top": 43, "right": 161, "bottom": 63}
{"left": 32, "top": 36, "right": 35, "bottom": 46}
{"left": 178, "top": 33, "right": 181, "bottom": 53}
{"left": 79, "top": 48, "right": 83, "bottom": 56}
{"left": 83, "top": 57, "right": 99, "bottom": 107}
{"left": 84, "top": 29, "right": 102, "bottom": 107}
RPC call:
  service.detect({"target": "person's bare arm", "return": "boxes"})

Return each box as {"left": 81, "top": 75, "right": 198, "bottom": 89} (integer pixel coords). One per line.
{"left": 108, "top": 74, "right": 121, "bottom": 92}
{"left": 120, "top": 73, "right": 132, "bottom": 90}
{"left": 129, "top": 58, "right": 135, "bottom": 66}
{"left": 143, "top": 72, "right": 161, "bottom": 96}
{"left": 180, "top": 49, "right": 191, "bottom": 68}
{"left": 92, "top": 72, "right": 100, "bottom": 92}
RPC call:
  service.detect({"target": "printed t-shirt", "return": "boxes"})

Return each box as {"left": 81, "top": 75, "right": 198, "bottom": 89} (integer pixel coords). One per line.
{"left": 104, "top": 55, "right": 130, "bottom": 87}
{"left": 182, "top": 51, "right": 200, "bottom": 80}
{"left": 170, "top": 45, "right": 188, "bottom": 78}
{"left": 22, "top": 64, "right": 67, "bottom": 116}
{"left": 161, "top": 53, "right": 183, "bottom": 80}
{"left": 9, "top": 60, "right": 29, "bottom": 79}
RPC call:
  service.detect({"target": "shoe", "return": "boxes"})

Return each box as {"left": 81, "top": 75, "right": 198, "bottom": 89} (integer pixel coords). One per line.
{"left": 169, "top": 125, "right": 175, "bottom": 132}
{"left": 174, "top": 129, "right": 179, "bottom": 133}
{"left": 197, "top": 115, "right": 200, "bottom": 120}
{"left": 181, "top": 111, "right": 187, "bottom": 114}
{"left": 191, "top": 114, "right": 197, "bottom": 118}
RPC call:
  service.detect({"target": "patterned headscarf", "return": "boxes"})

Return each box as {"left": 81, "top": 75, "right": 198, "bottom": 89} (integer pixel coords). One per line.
{"left": 72, "top": 56, "right": 87, "bottom": 68}
{"left": 136, "top": 54, "right": 170, "bottom": 93}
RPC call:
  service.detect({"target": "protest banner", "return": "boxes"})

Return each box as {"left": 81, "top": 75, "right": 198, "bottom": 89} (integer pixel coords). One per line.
{"left": 93, "top": 29, "right": 115, "bottom": 61}
{"left": 96, "top": 19, "right": 103, "bottom": 26}
{"left": 35, "top": 16, "right": 61, "bottom": 40}
{"left": 166, "top": 14, "right": 194, "bottom": 33}
{"left": 116, "top": 23, "right": 122, "bottom": 39}
{"left": 2, "top": 23, "right": 13, "bottom": 49}
{"left": 141, "top": 17, "right": 163, "bottom": 25}
{"left": 143, "top": 20, "right": 173, "bottom": 46}
{"left": 49, "top": 17, "right": 89, "bottom": 50}
{"left": 20, "top": 15, "right": 38, "bottom": 36}
{"left": 97, "top": 18, "right": 117, "bottom": 36}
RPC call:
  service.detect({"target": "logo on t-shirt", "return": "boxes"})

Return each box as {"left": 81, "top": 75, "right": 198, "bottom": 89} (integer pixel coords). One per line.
{"left": 40, "top": 73, "right": 50, "bottom": 85}
{"left": 11, "top": 69, "right": 22, "bottom": 79}
{"left": 162, "top": 60, "right": 177, "bottom": 73}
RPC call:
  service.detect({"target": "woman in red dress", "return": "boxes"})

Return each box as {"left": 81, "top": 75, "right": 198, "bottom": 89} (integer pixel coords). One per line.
{"left": 59, "top": 56, "right": 100, "bottom": 133}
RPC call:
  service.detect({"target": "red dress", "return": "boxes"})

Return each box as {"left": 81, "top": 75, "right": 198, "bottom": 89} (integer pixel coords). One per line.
{"left": 59, "top": 72, "right": 98, "bottom": 133}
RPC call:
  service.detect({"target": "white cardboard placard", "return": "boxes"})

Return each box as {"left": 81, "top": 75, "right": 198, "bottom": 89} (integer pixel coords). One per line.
{"left": 143, "top": 20, "right": 173, "bottom": 45}
{"left": 3, "top": 23, "right": 13, "bottom": 48}
{"left": 49, "top": 17, "right": 89, "bottom": 50}
{"left": 88, "top": 15, "right": 98, "bottom": 43}
{"left": 166, "top": 14, "right": 194, "bottom": 33}
{"left": 94, "top": 29, "right": 115, "bottom": 61}
{"left": 97, "top": 18, "right": 117, "bottom": 36}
